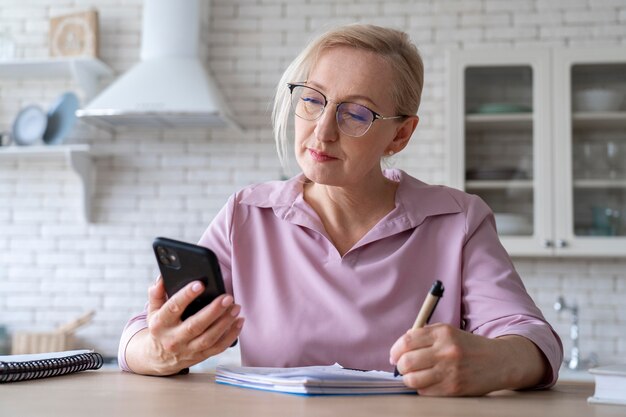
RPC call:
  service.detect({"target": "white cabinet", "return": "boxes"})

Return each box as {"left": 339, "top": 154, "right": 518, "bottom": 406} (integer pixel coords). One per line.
{"left": 447, "top": 47, "right": 626, "bottom": 257}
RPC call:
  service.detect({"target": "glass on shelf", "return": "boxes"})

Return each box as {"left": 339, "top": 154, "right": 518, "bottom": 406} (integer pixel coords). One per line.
{"left": 606, "top": 141, "right": 621, "bottom": 179}
{"left": 574, "top": 142, "right": 602, "bottom": 179}
{"left": 573, "top": 140, "right": 625, "bottom": 180}
{"left": 590, "top": 206, "right": 621, "bottom": 236}
{"left": 573, "top": 188, "right": 626, "bottom": 237}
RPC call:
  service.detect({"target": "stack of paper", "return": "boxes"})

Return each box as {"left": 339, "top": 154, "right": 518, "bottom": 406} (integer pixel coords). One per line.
{"left": 215, "top": 363, "right": 416, "bottom": 395}
{"left": 588, "top": 364, "right": 626, "bottom": 406}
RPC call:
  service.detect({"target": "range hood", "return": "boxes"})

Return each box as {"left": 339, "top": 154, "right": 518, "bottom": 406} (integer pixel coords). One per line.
{"left": 76, "top": 0, "right": 238, "bottom": 130}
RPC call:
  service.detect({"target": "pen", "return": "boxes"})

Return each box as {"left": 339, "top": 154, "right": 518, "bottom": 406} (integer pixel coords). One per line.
{"left": 394, "top": 280, "right": 445, "bottom": 377}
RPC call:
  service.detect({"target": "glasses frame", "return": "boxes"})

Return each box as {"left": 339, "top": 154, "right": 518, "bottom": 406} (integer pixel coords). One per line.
{"left": 287, "top": 82, "right": 407, "bottom": 137}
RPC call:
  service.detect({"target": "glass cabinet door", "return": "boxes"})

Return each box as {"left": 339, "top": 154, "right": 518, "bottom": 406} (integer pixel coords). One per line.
{"left": 448, "top": 49, "right": 552, "bottom": 256}
{"left": 554, "top": 48, "right": 626, "bottom": 255}
{"left": 464, "top": 66, "right": 534, "bottom": 237}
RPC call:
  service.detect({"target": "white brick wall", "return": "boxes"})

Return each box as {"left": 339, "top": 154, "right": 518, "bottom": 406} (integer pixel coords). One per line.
{"left": 1, "top": 0, "right": 625, "bottom": 369}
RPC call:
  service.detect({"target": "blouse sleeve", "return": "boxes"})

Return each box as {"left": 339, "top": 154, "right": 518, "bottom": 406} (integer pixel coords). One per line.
{"left": 461, "top": 194, "right": 564, "bottom": 388}
{"left": 117, "top": 194, "right": 237, "bottom": 372}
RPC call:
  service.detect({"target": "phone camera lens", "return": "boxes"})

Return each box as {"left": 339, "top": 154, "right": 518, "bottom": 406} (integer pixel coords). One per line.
{"left": 159, "top": 255, "right": 170, "bottom": 265}
{"left": 157, "top": 246, "right": 167, "bottom": 256}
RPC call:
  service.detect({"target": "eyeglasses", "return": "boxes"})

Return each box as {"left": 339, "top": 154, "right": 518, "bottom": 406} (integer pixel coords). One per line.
{"left": 287, "top": 83, "right": 407, "bottom": 137}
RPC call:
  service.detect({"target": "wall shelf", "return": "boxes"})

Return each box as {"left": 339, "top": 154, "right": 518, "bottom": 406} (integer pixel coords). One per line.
{"left": 465, "top": 180, "right": 534, "bottom": 190}
{"left": 572, "top": 111, "right": 626, "bottom": 129}
{"left": 0, "top": 57, "right": 114, "bottom": 100}
{"left": 573, "top": 179, "right": 626, "bottom": 188}
{"left": 465, "top": 113, "right": 533, "bottom": 131}
{"left": 0, "top": 145, "right": 95, "bottom": 222}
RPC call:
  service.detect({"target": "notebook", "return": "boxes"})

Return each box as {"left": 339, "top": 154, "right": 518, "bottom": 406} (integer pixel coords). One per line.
{"left": 0, "top": 349, "right": 103, "bottom": 383}
{"left": 588, "top": 364, "right": 626, "bottom": 406}
{"left": 215, "top": 363, "right": 416, "bottom": 395}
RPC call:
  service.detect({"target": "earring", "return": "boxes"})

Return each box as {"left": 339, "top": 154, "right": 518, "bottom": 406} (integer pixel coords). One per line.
{"left": 387, "top": 150, "right": 394, "bottom": 156}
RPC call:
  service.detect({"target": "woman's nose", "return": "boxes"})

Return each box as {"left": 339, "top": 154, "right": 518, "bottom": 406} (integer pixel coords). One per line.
{"left": 314, "top": 105, "right": 339, "bottom": 142}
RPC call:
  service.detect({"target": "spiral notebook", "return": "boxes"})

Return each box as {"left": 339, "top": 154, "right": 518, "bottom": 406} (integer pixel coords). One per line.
{"left": 0, "top": 349, "right": 103, "bottom": 383}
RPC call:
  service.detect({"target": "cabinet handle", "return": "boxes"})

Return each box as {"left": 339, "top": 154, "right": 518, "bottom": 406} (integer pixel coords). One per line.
{"left": 542, "top": 239, "right": 553, "bottom": 248}
{"left": 556, "top": 239, "right": 567, "bottom": 248}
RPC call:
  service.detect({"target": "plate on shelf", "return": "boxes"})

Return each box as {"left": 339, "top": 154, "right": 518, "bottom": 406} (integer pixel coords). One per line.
{"left": 12, "top": 105, "right": 48, "bottom": 146}
{"left": 466, "top": 168, "right": 526, "bottom": 180}
{"left": 472, "top": 103, "right": 532, "bottom": 114}
{"left": 43, "top": 92, "right": 79, "bottom": 145}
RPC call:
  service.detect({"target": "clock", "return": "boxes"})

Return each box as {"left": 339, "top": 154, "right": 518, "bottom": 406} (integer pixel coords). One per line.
{"left": 49, "top": 10, "right": 99, "bottom": 58}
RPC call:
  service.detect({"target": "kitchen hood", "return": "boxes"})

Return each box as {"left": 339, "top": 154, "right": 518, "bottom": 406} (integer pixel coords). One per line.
{"left": 76, "top": 0, "right": 238, "bottom": 130}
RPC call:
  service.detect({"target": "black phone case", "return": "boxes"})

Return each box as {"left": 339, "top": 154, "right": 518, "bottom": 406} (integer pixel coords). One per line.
{"left": 152, "top": 237, "right": 227, "bottom": 321}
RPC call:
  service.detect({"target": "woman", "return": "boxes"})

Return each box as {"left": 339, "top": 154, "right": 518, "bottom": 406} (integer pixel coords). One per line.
{"left": 119, "top": 24, "right": 563, "bottom": 396}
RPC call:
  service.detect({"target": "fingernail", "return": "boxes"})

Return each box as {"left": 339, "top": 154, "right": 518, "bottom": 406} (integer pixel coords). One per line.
{"left": 230, "top": 305, "right": 241, "bottom": 317}
{"left": 236, "top": 318, "right": 244, "bottom": 328}
{"left": 221, "top": 295, "right": 234, "bottom": 307}
{"left": 389, "top": 356, "right": 395, "bottom": 365}
{"left": 192, "top": 282, "right": 203, "bottom": 293}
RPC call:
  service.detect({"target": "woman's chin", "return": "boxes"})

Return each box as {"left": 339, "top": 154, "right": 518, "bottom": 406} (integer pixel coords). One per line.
{"left": 301, "top": 167, "right": 345, "bottom": 187}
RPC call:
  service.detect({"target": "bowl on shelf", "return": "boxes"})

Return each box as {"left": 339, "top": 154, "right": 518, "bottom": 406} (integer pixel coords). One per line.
{"left": 573, "top": 88, "right": 623, "bottom": 112}
{"left": 493, "top": 213, "right": 533, "bottom": 235}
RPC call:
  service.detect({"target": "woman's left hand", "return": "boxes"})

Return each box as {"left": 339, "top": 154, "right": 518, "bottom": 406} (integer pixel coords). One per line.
{"left": 389, "top": 323, "right": 547, "bottom": 396}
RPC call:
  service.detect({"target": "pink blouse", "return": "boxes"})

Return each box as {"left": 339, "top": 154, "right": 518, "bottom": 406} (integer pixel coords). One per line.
{"left": 119, "top": 169, "right": 563, "bottom": 387}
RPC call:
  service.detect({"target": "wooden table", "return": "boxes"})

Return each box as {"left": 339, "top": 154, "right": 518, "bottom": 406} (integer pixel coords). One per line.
{"left": 0, "top": 370, "right": 622, "bottom": 417}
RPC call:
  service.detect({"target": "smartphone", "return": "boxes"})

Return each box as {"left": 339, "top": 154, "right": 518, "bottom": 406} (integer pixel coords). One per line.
{"left": 152, "top": 237, "right": 227, "bottom": 321}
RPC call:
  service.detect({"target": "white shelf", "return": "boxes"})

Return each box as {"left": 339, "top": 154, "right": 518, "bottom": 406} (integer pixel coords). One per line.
{"left": 0, "top": 145, "right": 95, "bottom": 222}
{"left": 465, "top": 113, "right": 533, "bottom": 130}
{"left": 573, "top": 179, "right": 626, "bottom": 189}
{"left": 572, "top": 111, "right": 626, "bottom": 129}
{"left": 0, "top": 56, "right": 114, "bottom": 99}
{"left": 465, "top": 180, "right": 534, "bottom": 189}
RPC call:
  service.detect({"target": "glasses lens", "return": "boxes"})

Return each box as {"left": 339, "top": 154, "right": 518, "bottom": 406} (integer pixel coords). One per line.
{"left": 291, "top": 86, "right": 325, "bottom": 121}
{"left": 336, "top": 103, "right": 374, "bottom": 137}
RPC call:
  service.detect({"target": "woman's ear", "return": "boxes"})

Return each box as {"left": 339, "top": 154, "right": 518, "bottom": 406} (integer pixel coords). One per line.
{"left": 385, "top": 115, "right": 419, "bottom": 155}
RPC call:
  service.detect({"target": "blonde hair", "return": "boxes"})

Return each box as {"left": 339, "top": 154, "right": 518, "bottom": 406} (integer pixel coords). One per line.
{"left": 272, "top": 24, "right": 424, "bottom": 171}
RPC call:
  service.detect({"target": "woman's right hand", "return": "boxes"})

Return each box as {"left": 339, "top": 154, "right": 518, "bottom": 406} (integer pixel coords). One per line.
{"left": 128, "top": 277, "right": 244, "bottom": 376}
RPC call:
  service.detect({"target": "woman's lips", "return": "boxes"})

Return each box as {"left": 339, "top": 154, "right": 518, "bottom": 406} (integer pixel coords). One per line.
{"left": 308, "top": 148, "right": 337, "bottom": 162}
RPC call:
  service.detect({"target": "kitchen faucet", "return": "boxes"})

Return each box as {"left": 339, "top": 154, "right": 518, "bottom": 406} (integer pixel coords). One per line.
{"left": 554, "top": 296, "right": 597, "bottom": 370}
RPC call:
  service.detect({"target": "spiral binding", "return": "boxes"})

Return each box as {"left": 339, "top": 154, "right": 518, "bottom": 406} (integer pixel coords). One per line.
{"left": 0, "top": 352, "right": 103, "bottom": 383}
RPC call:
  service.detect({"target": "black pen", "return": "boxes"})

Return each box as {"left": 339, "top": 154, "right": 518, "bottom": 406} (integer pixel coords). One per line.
{"left": 394, "top": 280, "right": 445, "bottom": 377}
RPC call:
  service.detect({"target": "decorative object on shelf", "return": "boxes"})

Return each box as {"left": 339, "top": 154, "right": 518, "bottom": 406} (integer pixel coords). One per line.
{"left": 11, "top": 105, "right": 48, "bottom": 146}
{"left": 43, "top": 92, "right": 80, "bottom": 145}
{"left": 574, "top": 88, "right": 623, "bottom": 112}
{"left": 471, "top": 103, "right": 532, "bottom": 114}
{"left": 49, "top": 10, "right": 99, "bottom": 58}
